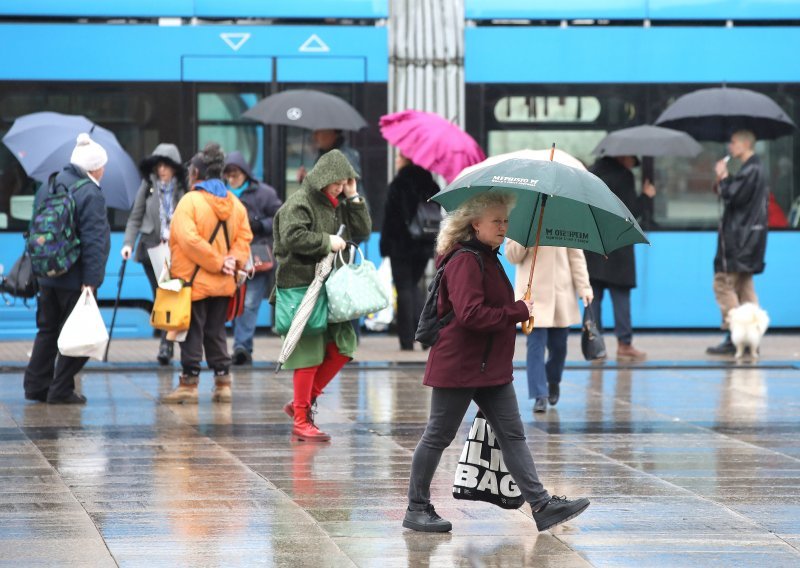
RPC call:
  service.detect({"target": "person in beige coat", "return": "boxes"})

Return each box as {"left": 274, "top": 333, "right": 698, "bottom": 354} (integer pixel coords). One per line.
{"left": 505, "top": 240, "right": 593, "bottom": 413}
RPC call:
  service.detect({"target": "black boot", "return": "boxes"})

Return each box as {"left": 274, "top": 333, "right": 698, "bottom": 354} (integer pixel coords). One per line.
{"left": 706, "top": 332, "right": 735, "bottom": 355}
{"left": 157, "top": 338, "right": 174, "bottom": 365}
{"left": 548, "top": 382, "right": 560, "bottom": 406}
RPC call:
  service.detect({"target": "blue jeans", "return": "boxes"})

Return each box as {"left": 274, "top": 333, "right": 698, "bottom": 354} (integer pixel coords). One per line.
{"left": 233, "top": 271, "right": 272, "bottom": 353}
{"left": 526, "top": 327, "right": 569, "bottom": 400}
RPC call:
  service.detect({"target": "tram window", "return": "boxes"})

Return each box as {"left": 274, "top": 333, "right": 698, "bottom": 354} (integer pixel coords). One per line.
{"left": 494, "top": 96, "right": 603, "bottom": 123}
{"left": 0, "top": 142, "right": 37, "bottom": 232}
{"left": 197, "top": 93, "right": 264, "bottom": 180}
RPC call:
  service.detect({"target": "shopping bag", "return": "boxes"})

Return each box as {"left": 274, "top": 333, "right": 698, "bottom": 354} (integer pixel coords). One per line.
{"left": 452, "top": 411, "right": 525, "bottom": 510}
{"left": 57, "top": 288, "right": 109, "bottom": 360}
{"left": 581, "top": 305, "right": 607, "bottom": 360}
{"left": 274, "top": 286, "right": 328, "bottom": 336}
{"left": 1, "top": 250, "right": 37, "bottom": 301}
{"left": 364, "top": 257, "right": 395, "bottom": 332}
{"left": 325, "top": 245, "right": 390, "bottom": 323}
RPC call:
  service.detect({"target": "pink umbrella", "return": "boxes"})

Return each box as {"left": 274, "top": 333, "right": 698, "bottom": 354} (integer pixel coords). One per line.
{"left": 379, "top": 110, "right": 486, "bottom": 183}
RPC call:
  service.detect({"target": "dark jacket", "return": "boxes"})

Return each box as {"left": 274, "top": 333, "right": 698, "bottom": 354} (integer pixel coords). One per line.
{"left": 584, "top": 157, "right": 651, "bottom": 288}
{"left": 37, "top": 165, "right": 111, "bottom": 291}
{"left": 423, "top": 239, "right": 529, "bottom": 389}
{"left": 223, "top": 151, "right": 282, "bottom": 248}
{"left": 379, "top": 164, "right": 439, "bottom": 259}
{"left": 715, "top": 154, "right": 769, "bottom": 274}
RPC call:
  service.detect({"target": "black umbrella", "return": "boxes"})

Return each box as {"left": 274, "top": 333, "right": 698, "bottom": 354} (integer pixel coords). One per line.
{"left": 242, "top": 89, "right": 367, "bottom": 131}
{"left": 592, "top": 125, "right": 702, "bottom": 158}
{"left": 655, "top": 87, "right": 796, "bottom": 142}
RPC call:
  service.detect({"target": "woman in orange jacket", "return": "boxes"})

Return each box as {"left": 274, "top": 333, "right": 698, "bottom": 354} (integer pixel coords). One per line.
{"left": 162, "top": 143, "right": 252, "bottom": 404}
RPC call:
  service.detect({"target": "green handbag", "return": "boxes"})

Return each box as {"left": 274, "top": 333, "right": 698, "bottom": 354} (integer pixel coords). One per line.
{"left": 274, "top": 286, "right": 328, "bottom": 336}
{"left": 325, "top": 246, "right": 391, "bottom": 323}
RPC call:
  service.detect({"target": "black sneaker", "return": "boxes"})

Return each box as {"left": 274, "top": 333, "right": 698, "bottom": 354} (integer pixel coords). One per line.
{"left": 706, "top": 337, "right": 735, "bottom": 355}
{"left": 232, "top": 347, "right": 252, "bottom": 366}
{"left": 47, "top": 392, "right": 87, "bottom": 405}
{"left": 548, "top": 382, "right": 560, "bottom": 406}
{"left": 25, "top": 390, "right": 48, "bottom": 403}
{"left": 532, "top": 495, "right": 590, "bottom": 532}
{"left": 402, "top": 504, "right": 452, "bottom": 533}
{"left": 533, "top": 397, "right": 547, "bottom": 413}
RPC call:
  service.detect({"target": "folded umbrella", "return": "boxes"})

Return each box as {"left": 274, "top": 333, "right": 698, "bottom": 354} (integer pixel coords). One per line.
{"left": 438, "top": 146, "right": 649, "bottom": 333}
{"left": 655, "top": 87, "right": 796, "bottom": 142}
{"left": 243, "top": 90, "right": 367, "bottom": 131}
{"left": 380, "top": 110, "right": 486, "bottom": 183}
{"left": 2, "top": 112, "right": 140, "bottom": 210}
{"left": 592, "top": 125, "right": 702, "bottom": 158}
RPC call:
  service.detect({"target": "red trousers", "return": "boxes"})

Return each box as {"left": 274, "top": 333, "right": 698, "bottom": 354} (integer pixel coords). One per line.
{"left": 292, "top": 342, "right": 350, "bottom": 410}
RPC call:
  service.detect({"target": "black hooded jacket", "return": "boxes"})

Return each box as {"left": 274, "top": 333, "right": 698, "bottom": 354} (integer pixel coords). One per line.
{"left": 714, "top": 154, "right": 768, "bottom": 274}
{"left": 224, "top": 151, "right": 283, "bottom": 247}
{"left": 379, "top": 164, "right": 440, "bottom": 259}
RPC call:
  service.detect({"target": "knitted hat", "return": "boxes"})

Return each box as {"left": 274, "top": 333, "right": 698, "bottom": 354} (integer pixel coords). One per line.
{"left": 70, "top": 133, "right": 108, "bottom": 172}
{"left": 304, "top": 149, "right": 359, "bottom": 191}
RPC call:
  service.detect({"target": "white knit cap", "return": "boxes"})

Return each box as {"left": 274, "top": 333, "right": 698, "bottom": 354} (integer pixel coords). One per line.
{"left": 70, "top": 133, "right": 108, "bottom": 172}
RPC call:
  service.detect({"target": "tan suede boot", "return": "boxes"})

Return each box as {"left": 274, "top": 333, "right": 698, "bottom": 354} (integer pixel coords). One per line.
{"left": 212, "top": 374, "right": 232, "bottom": 403}
{"left": 162, "top": 376, "right": 198, "bottom": 404}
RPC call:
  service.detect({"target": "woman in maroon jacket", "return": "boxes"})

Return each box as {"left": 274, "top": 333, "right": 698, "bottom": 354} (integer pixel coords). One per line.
{"left": 402, "top": 192, "right": 590, "bottom": 533}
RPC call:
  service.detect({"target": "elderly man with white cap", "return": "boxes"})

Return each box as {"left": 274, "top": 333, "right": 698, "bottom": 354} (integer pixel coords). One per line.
{"left": 23, "top": 133, "right": 111, "bottom": 405}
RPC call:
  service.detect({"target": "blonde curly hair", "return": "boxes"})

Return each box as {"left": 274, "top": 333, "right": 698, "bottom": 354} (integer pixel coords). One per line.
{"left": 435, "top": 192, "right": 516, "bottom": 255}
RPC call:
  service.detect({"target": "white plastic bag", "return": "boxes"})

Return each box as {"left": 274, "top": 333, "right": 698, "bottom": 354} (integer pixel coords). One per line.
{"left": 364, "top": 257, "right": 395, "bottom": 332}
{"left": 57, "top": 288, "right": 109, "bottom": 360}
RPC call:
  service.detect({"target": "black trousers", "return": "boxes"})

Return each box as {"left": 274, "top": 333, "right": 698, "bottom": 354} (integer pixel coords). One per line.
{"left": 23, "top": 286, "right": 88, "bottom": 401}
{"left": 180, "top": 296, "right": 231, "bottom": 380}
{"left": 390, "top": 254, "right": 429, "bottom": 349}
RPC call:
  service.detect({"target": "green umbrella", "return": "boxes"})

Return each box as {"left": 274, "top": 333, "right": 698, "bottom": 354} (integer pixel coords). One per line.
{"left": 434, "top": 147, "right": 650, "bottom": 333}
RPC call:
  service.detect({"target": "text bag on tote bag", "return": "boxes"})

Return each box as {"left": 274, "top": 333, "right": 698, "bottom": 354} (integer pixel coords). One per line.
{"left": 452, "top": 412, "right": 525, "bottom": 510}
{"left": 150, "top": 221, "right": 225, "bottom": 332}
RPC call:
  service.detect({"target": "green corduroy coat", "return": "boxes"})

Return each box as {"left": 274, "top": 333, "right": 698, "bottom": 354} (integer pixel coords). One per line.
{"left": 272, "top": 150, "right": 372, "bottom": 369}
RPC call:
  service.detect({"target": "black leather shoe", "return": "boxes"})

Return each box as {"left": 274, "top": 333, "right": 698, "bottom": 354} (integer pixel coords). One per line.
{"left": 157, "top": 340, "right": 174, "bottom": 366}
{"left": 402, "top": 504, "right": 452, "bottom": 533}
{"left": 232, "top": 347, "right": 252, "bottom": 366}
{"left": 706, "top": 333, "right": 735, "bottom": 355}
{"left": 47, "top": 392, "right": 87, "bottom": 405}
{"left": 533, "top": 495, "right": 590, "bottom": 532}
{"left": 533, "top": 397, "right": 547, "bottom": 413}
{"left": 25, "top": 390, "right": 48, "bottom": 403}
{"left": 548, "top": 382, "right": 560, "bottom": 406}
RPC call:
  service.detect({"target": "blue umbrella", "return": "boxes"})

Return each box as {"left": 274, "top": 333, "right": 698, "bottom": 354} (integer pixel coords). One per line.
{"left": 2, "top": 112, "right": 140, "bottom": 210}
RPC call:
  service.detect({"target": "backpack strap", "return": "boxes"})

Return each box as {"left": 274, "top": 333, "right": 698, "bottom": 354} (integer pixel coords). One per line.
{"left": 438, "top": 246, "right": 484, "bottom": 327}
{"left": 187, "top": 220, "right": 225, "bottom": 286}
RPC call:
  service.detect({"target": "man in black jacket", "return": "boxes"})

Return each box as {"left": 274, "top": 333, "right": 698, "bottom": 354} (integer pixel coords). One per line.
{"left": 223, "top": 151, "right": 282, "bottom": 365}
{"left": 23, "top": 133, "right": 111, "bottom": 404}
{"left": 585, "top": 156, "right": 655, "bottom": 361}
{"left": 707, "top": 130, "right": 768, "bottom": 355}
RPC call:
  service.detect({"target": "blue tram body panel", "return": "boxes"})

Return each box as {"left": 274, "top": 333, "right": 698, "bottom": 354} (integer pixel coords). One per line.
{"left": 0, "top": 24, "right": 388, "bottom": 83}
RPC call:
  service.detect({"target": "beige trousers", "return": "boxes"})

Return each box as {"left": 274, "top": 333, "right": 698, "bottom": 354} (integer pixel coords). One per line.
{"left": 712, "top": 272, "right": 758, "bottom": 329}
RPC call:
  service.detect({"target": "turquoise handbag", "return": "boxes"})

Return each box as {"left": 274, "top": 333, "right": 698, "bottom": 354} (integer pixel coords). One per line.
{"left": 274, "top": 286, "right": 328, "bottom": 336}
{"left": 325, "top": 245, "right": 390, "bottom": 323}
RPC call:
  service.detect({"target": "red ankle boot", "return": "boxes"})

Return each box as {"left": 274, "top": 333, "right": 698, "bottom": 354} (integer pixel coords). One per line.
{"left": 291, "top": 409, "right": 330, "bottom": 442}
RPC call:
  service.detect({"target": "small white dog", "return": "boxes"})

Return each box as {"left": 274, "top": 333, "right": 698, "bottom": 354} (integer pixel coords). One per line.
{"left": 727, "top": 303, "right": 770, "bottom": 360}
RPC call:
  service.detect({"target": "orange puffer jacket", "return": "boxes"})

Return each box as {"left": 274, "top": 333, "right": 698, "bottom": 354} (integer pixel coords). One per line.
{"left": 169, "top": 183, "right": 253, "bottom": 301}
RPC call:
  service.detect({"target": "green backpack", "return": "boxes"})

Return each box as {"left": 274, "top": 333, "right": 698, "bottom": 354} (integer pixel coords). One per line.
{"left": 26, "top": 177, "right": 91, "bottom": 278}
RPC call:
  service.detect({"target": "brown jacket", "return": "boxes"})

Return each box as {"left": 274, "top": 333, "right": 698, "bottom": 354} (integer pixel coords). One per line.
{"left": 505, "top": 240, "right": 591, "bottom": 328}
{"left": 169, "top": 184, "right": 252, "bottom": 301}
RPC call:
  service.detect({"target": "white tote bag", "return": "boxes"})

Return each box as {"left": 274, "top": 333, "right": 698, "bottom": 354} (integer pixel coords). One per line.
{"left": 57, "top": 288, "right": 109, "bottom": 360}
{"left": 325, "top": 246, "right": 390, "bottom": 323}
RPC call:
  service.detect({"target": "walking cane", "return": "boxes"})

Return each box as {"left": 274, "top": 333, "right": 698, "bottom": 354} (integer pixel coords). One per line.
{"left": 103, "top": 258, "right": 127, "bottom": 362}
{"left": 520, "top": 144, "right": 554, "bottom": 335}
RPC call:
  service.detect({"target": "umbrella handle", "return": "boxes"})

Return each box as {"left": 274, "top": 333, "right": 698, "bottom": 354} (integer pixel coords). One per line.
{"left": 520, "top": 289, "right": 534, "bottom": 335}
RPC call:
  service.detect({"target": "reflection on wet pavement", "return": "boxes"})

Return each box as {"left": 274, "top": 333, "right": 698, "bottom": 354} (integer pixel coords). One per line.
{"left": 1, "top": 364, "right": 800, "bottom": 566}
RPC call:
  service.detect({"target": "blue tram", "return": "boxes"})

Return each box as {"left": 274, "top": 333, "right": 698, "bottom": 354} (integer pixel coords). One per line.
{"left": 0, "top": 0, "right": 797, "bottom": 338}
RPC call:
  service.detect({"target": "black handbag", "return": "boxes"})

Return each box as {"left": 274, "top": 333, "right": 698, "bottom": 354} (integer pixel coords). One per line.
{"left": 1, "top": 251, "right": 38, "bottom": 303}
{"left": 452, "top": 411, "right": 525, "bottom": 510}
{"left": 581, "top": 305, "right": 607, "bottom": 360}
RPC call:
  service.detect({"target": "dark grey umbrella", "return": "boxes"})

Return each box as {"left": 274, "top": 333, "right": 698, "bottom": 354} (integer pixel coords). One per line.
{"left": 1, "top": 112, "right": 141, "bottom": 210}
{"left": 592, "top": 125, "right": 702, "bottom": 158}
{"left": 243, "top": 89, "right": 367, "bottom": 131}
{"left": 655, "top": 87, "right": 796, "bottom": 142}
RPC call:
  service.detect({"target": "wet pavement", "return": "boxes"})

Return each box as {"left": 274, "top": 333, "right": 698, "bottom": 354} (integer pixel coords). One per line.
{"left": 2, "top": 360, "right": 800, "bottom": 566}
